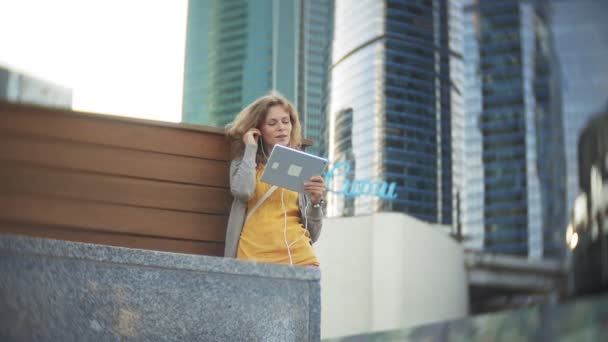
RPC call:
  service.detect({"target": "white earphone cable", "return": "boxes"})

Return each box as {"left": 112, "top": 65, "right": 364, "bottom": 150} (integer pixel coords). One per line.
{"left": 281, "top": 189, "right": 294, "bottom": 265}
{"left": 266, "top": 139, "right": 310, "bottom": 266}
{"left": 288, "top": 199, "right": 309, "bottom": 249}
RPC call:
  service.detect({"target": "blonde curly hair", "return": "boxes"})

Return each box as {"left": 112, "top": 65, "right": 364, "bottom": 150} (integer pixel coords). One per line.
{"left": 225, "top": 91, "right": 302, "bottom": 165}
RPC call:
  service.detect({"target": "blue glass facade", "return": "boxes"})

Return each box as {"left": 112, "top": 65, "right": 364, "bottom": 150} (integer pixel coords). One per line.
{"left": 328, "top": 0, "right": 384, "bottom": 217}
{"left": 182, "top": 0, "right": 333, "bottom": 136}
{"left": 551, "top": 0, "right": 608, "bottom": 224}
{"left": 328, "top": 0, "right": 455, "bottom": 223}
{"left": 182, "top": 0, "right": 212, "bottom": 125}
{"left": 207, "top": 0, "right": 251, "bottom": 127}
{"left": 455, "top": 0, "right": 567, "bottom": 257}
{"left": 298, "top": 0, "right": 334, "bottom": 157}
{"left": 385, "top": 0, "right": 444, "bottom": 222}
{"left": 478, "top": 1, "right": 532, "bottom": 254}
{"left": 182, "top": 0, "right": 265, "bottom": 126}
{"left": 533, "top": 1, "right": 567, "bottom": 258}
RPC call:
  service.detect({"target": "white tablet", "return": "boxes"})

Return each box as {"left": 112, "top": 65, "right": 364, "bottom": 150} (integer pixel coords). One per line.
{"left": 261, "top": 144, "right": 328, "bottom": 193}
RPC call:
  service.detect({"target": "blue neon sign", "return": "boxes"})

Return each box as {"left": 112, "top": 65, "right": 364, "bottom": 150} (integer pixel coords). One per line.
{"left": 324, "top": 162, "right": 398, "bottom": 200}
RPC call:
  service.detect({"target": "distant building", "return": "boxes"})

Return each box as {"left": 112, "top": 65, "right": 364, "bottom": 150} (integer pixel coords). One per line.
{"left": 0, "top": 66, "right": 72, "bottom": 109}
{"left": 182, "top": 0, "right": 333, "bottom": 156}
{"left": 327, "top": 0, "right": 456, "bottom": 224}
{"left": 454, "top": 0, "right": 566, "bottom": 258}
{"left": 550, "top": 0, "right": 608, "bottom": 225}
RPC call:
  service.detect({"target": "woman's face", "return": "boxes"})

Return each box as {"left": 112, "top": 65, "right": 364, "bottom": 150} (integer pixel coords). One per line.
{"left": 260, "top": 105, "right": 292, "bottom": 148}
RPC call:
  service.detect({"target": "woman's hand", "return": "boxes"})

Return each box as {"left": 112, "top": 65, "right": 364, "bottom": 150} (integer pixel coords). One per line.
{"left": 242, "top": 128, "right": 261, "bottom": 145}
{"left": 304, "top": 176, "right": 327, "bottom": 205}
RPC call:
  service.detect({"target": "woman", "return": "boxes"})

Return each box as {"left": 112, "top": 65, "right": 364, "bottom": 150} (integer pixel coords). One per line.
{"left": 224, "top": 92, "right": 326, "bottom": 266}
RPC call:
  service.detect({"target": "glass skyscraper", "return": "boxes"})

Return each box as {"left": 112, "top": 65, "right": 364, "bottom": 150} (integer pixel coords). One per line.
{"left": 455, "top": 0, "right": 566, "bottom": 258}
{"left": 550, "top": 0, "right": 608, "bottom": 224}
{"left": 0, "top": 65, "right": 72, "bottom": 109}
{"left": 182, "top": 0, "right": 333, "bottom": 156}
{"left": 298, "top": 0, "right": 334, "bottom": 156}
{"left": 453, "top": 0, "right": 485, "bottom": 251}
{"left": 327, "top": 0, "right": 456, "bottom": 223}
{"left": 534, "top": 0, "right": 567, "bottom": 258}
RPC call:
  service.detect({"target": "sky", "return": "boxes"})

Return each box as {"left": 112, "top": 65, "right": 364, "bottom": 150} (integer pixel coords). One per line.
{"left": 0, "top": 0, "right": 188, "bottom": 123}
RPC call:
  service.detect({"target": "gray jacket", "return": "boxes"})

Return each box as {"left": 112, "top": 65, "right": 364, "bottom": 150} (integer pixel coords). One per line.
{"left": 224, "top": 143, "right": 324, "bottom": 258}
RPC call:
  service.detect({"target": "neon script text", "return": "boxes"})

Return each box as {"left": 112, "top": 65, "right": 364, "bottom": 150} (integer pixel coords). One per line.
{"left": 324, "top": 162, "right": 398, "bottom": 199}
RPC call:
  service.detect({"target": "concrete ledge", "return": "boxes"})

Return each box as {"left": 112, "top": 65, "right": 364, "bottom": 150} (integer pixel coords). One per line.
{"left": 0, "top": 234, "right": 320, "bottom": 341}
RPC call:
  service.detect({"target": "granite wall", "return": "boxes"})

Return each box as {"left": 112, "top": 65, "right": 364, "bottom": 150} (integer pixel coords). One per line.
{"left": 0, "top": 235, "right": 320, "bottom": 341}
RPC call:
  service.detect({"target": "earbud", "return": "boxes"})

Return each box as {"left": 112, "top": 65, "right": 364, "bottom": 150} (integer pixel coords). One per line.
{"left": 260, "top": 137, "right": 269, "bottom": 160}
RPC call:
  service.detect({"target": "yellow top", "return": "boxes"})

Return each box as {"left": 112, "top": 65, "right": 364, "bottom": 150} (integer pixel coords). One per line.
{"left": 237, "top": 166, "right": 320, "bottom": 266}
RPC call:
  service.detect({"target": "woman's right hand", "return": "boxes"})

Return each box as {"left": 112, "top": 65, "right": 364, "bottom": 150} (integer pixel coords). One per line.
{"left": 242, "top": 128, "right": 261, "bottom": 145}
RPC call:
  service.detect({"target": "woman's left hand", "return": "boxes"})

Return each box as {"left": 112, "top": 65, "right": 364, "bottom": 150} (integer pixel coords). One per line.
{"left": 304, "top": 176, "right": 327, "bottom": 205}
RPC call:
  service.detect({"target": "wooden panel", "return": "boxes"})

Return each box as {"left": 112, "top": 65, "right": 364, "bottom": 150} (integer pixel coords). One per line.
{"left": 0, "top": 102, "right": 230, "bottom": 160}
{"left": 0, "top": 134, "right": 229, "bottom": 187}
{"left": 0, "top": 224, "right": 224, "bottom": 256}
{"left": 0, "top": 162, "right": 232, "bottom": 214}
{"left": 0, "top": 193, "right": 227, "bottom": 242}
{"left": 0, "top": 102, "right": 269, "bottom": 256}
{"left": 0, "top": 101, "right": 226, "bottom": 134}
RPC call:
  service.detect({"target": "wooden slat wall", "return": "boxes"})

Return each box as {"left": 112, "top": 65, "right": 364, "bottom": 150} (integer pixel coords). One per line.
{"left": 0, "top": 101, "right": 231, "bottom": 256}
